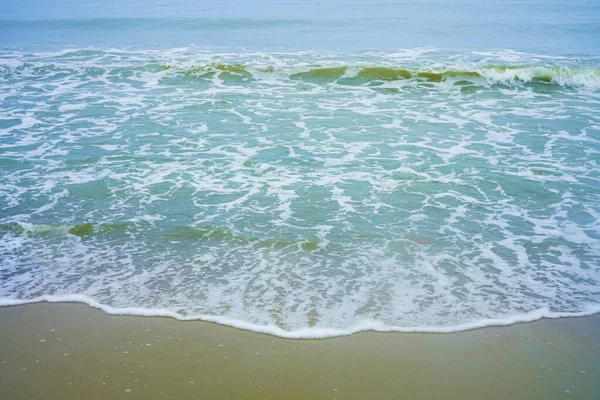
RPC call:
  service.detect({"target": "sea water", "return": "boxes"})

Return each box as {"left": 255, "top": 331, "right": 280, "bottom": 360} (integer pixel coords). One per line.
{"left": 1, "top": 0, "right": 599, "bottom": 338}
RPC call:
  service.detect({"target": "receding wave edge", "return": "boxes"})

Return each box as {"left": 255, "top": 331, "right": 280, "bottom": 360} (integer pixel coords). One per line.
{"left": 1, "top": 295, "right": 599, "bottom": 339}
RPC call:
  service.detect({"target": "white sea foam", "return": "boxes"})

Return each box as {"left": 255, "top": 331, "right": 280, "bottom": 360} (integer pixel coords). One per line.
{"left": 479, "top": 66, "right": 600, "bottom": 89}
{"left": 1, "top": 295, "right": 599, "bottom": 339}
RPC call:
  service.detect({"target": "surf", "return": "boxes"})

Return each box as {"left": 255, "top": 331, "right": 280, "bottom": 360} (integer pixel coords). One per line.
{"left": 1, "top": 47, "right": 599, "bottom": 338}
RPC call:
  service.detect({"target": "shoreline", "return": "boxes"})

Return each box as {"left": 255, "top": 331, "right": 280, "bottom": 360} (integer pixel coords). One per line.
{"left": 1, "top": 302, "right": 599, "bottom": 399}
{"left": 3, "top": 296, "right": 600, "bottom": 339}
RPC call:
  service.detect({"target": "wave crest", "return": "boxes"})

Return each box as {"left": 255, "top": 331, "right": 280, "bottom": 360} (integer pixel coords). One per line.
{"left": 2, "top": 51, "right": 599, "bottom": 89}
{"left": 165, "top": 63, "right": 600, "bottom": 88}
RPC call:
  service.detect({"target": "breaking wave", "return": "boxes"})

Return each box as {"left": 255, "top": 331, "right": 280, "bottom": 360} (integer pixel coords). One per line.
{"left": 1, "top": 49, "right": 599, "bottom": 89}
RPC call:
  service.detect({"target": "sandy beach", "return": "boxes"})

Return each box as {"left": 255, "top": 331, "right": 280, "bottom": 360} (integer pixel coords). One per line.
{"left": 0, "top": 303, "right": 598, "bottom": 399}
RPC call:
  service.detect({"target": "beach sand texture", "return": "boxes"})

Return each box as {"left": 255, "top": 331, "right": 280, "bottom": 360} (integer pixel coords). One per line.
{"left": 1, "top": 303, "right": 598, "bottom": 399}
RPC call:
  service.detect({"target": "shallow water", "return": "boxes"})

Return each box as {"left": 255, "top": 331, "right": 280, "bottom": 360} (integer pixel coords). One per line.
{"left": 1, "top": 1, "right": 599, "bottom": 338}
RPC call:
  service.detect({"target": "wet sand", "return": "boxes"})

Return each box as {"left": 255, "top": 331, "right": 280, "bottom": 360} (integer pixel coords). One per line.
{"left": 0, "top": 303, "right": 598, "bottom": 399}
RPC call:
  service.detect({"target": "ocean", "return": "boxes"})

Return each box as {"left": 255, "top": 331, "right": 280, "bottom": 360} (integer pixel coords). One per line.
{"left": 1, "top": 0, "right": 599, "bottom": 338}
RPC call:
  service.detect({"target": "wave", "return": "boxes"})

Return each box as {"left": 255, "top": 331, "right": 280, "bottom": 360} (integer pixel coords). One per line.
{"left": 1, "top": 295, "right": 599, "bottom": 339}
{"left": 0, "top": 222, "right": 321, "bottom": 249}
{"left": 3, "top": 57, "right": 599, "bottom": 89}
{"left": 159, "top": 63, "right": 600, "bottom": 88}
{"left": 0, "top": 222, "right": 128, "bottom": 237}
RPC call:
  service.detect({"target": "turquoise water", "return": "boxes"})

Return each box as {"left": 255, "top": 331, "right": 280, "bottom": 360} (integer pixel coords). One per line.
{"left": 1, "top": 1, "right": 600, "bottom": 337}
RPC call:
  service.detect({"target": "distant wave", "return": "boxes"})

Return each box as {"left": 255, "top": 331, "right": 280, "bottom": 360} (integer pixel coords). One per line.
{"left": 2, "top": 55, "right": 599, "bottom": 89}
{"left": 285, "top": 65, "right": 600, "bottom": 88}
